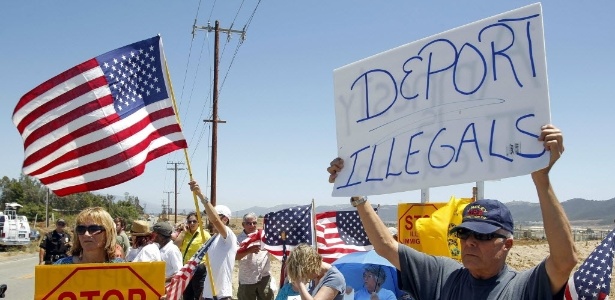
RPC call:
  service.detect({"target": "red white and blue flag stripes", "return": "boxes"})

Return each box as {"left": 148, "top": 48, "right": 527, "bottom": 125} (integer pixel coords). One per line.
{"left": 12, "top": 36, "right": 186, "bottom": 196}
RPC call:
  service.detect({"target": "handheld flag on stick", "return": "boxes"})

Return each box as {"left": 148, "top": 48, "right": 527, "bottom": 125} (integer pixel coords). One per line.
{"left": 564, "top": 228, "right": 615, "bottom": 300}
{"left": 12, "top": 35, "right": 187, "bottom": 196}
{"left": 165, "top": 234, "right": 219, "bottom": 300}
{"left": 237, "top": 229, "right": 263, "bottom": 253}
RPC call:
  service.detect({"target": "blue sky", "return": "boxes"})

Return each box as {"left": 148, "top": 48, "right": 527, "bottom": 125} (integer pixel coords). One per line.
{"left": 1, "top": 1, "right": 613, "bottom": 215}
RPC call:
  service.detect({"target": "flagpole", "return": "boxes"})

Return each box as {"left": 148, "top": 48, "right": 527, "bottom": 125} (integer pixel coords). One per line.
{"left": 161, "top": 39, "right": 206, "bottom": 241}
{"left": 311, "top": 198, "right": 316, "bottom": 248}
{"left": 162, "top": 37, "right": 218, "bottom": 296}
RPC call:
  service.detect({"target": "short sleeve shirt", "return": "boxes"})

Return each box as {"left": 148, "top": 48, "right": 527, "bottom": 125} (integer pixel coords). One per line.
{"left": 180, "top": 227, "right": 211, "bottom": 264}
{"left": 39, "top": 230, "right": 71, "bottom": 255}
{"left": 236, "top": 230, "right": 271, "bottom": 284}
{"left": 159, "top": 240, "right": 183, "bottom": 278}
{"left": 309, "top": 266, "right": 346, "bottom": 300}
{"left": 354, "top": 287, "right": 397, "bottom": 300}
{"left": 54, "top": 256, "right": 125, "bottom": 264}
{"left": 397, "top": 245, "right": 553, "bottom": 299}
{"left": 132, "top": 243, "right": 162, "bottom": 262}
{"left": 201, "top": 226, "right": 238, "bottom": 299}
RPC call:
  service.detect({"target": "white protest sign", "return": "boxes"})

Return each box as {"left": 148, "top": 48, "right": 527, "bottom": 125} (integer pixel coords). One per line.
{"left": 332, "top": 3, "right": 550, "bottom": 197}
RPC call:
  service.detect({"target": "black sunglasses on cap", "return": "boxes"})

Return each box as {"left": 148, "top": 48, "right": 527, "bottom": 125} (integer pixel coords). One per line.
{"left": 455, "top": 228, "right": 507, "bottom": 241}
{"left": 75, "top": 225, "right": 106, "bottom": 235}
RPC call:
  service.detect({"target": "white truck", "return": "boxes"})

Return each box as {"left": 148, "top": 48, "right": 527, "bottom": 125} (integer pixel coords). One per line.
{"left": 0, "top": 203, "right": 31, "bottom": 247}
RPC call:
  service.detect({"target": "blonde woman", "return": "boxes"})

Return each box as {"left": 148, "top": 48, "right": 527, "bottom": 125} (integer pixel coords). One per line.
{"left": 286, "top": 244, "right": 346, "bottom": 300}
{"left": 55, "top": 207, "right": 124, "bottom": 264}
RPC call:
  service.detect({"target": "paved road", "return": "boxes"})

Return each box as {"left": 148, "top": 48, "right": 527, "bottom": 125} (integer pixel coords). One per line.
{"left": 0, "top": 253, "right": 36, "bottom": 299}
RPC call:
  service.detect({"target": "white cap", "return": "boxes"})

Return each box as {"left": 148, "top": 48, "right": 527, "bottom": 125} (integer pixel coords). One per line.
{"left": 388, "top": 227, "right": 398, "bottom": 236}
{"left": 215, "top": 205, "right": 232, "bottom": 219}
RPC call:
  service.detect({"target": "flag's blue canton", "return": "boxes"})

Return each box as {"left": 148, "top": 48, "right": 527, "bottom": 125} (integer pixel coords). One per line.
{"left": 96, "top": 36, "right": 168, "bottom": 119}
{"left": 264, "top": 204, "right": 312, "bottom": 246}
{"left": 572, "top": 230, "right": 615, "bottom": 299}
{"left": 336, "top": 210, "right": 371, "bottom": 246}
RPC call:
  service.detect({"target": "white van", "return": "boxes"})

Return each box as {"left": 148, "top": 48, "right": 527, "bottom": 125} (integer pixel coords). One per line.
{"left": 0, "top": 203, "right": 31, "bottom": 246}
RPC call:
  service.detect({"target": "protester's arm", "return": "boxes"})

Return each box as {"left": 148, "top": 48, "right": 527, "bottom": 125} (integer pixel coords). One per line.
{"left": 235, "top": 245, "right": 259, "bottom": 260}
{"left": 173, "top": 231, "right": 184, "bottom": 247}
{"left": 292, "top": 280, "right": 339, "bottom": 300}
{"left": 532, "top": 124, "right": 577, "bottom": 294}
{"left": 327, "top": 158, "right": 400, "bottom": 269}
{"left": 38, "top": 248, "right": 45, "bottom": 265}
{"left": 189, "top": 180, "right": 228, "bottom": 239}
{"left": 173, "top": 225, "right": 186, "bottom": 248}
{"left": 354, "top": 198, "right": 400, "bottom": 269}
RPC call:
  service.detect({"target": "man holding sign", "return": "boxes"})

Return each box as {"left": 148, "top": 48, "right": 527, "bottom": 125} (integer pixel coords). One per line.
{"left": 327, "top": 124, "right": 577, "bottom": 299}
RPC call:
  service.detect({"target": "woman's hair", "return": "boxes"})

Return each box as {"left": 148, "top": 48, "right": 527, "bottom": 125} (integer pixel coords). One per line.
{"left": 364, "top": 264, "right": 386, "bottom": 288}
{"left": 186, "top": 211, "right": 197, "bottom": 220}
{"left": 286, "top": 244, "right": 322, "bottom": 283}
{"left": 133, "top": 235, "right": 153, "bottom": 248}
{"left": 70, "top": 207, "right": 118, "bottom": 261}
{"left": 114, "top": 217, "right": 126, "bottom": 230}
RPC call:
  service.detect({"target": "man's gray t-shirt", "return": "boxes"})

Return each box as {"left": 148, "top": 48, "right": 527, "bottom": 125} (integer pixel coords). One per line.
{"left": 397, "top": 245, "right": 553, "bottom": 299}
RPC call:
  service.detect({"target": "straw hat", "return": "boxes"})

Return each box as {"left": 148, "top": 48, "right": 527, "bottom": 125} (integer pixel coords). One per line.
{"left": 131, "top": 220, "right": 151, "bottom": 236}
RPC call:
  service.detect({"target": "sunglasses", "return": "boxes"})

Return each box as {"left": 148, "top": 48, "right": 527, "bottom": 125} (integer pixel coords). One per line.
{"left": 455, "top": 228, "right": 507, "bottom": 241}
{"left": 187, "top": 220, "right": 198, "bottom": 224}
{"left": 243, "top": 221, "right": 257, "bottom": 225}
{"left": 75, "top": 225, "right": 106, "bottom": 235}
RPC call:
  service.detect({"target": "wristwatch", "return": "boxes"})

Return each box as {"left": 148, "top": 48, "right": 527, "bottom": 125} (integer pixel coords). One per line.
{"left": 350, "top": 196, "right": 367, "bottom": 207}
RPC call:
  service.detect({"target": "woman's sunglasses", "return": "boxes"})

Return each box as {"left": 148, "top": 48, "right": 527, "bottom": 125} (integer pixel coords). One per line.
{"left": 455, "top": 228, "right": 507, "bottom": 241}
{"left": 75, "top": 225, "right": 106, "bottom": 235}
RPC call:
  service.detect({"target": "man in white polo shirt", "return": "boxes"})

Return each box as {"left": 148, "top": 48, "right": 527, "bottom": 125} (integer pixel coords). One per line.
{"left": 236, "top": 212, "right": 273, "bottom": 300}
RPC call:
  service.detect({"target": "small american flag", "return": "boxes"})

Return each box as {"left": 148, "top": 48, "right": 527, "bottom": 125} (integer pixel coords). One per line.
{"left": 316, "top": 210, "right": 373, "bottom": 263}
{"left": 262, "top": 204, "right": 313, "bottom": 261}
{"left": 165, "top": 234, "right": 218, "bottom": 300}
{"left": 12, "top": 35, "right": 187, "bottom": 196}
{"left": 565, "top": 228, "right": 615, "bottom": 300}
{"left": 238, "top": 229, "right": 263, "bottom": 253}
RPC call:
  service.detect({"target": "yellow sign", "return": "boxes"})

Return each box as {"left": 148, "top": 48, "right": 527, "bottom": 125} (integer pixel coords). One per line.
{"left": 397, "top": 203, "right": 445, "bottom": 252}
{"left": 35, "top": 262, "right": 165, "bottom": 300}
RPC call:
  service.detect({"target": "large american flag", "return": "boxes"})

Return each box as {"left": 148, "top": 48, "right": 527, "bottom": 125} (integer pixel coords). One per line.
{"left": 316, "top": 210, "right": 373, "bottom": 263}
{"left": 12, "top": 36, "right": 187, "bottom": 196}
{"left": 565, "top": 228, "right": 615, "bottom": 300}
{"left": 166, "top": 234, "right": 218, "bottom": 300}
{"left": 262, "top": 204, "right": 313, "bottom": 261}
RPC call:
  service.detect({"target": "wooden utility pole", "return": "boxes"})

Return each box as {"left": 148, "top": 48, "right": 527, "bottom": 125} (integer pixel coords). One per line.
{"left": 163, "top": 191, "right": 173, "bottom": 220}
{"left": 167, "top": 162, "right": 184, "bottom": 223}
{"left": 193, "top": 20, "right": 245, "bottom": 206}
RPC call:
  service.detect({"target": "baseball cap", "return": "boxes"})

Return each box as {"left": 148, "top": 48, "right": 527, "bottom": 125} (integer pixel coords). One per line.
{"left": 56, "top": 219, "right": 66, "bottom": 226}
{"left": 152, "top": 222, "right": 173, "bottom": 237}
{"left": 215, "top": 205, "right": 232, "bottom": 219}
{"left": 450, "top": 199, "right": 514, "bottom": 234}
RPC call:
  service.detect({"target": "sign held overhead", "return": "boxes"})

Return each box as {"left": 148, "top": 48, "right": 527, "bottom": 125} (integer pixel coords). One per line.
{"left": 332, "top": 3, "right": 550, "bottom": 197}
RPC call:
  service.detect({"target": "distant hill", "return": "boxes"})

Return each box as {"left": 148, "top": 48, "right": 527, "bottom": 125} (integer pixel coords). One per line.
{"left": 234, "top": 197, "right": 615, "bottom": 226}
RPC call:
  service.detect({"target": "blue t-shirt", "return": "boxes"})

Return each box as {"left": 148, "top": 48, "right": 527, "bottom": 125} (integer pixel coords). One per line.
{"left": 309, "top": 266, "right": 346, "bottom": 300}
{"left": 354, "top": 287, "right": 397, "bottom": 300}
{"left": 397, "top": 244, "right": 552, "bottom": 299}
{"left": 54, "top": 256, "right": 125, "bottom": 264}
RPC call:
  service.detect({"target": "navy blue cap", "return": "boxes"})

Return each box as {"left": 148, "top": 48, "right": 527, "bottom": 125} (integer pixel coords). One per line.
{"left": 450, "top": 199, "right": 514, "bottom": 234}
